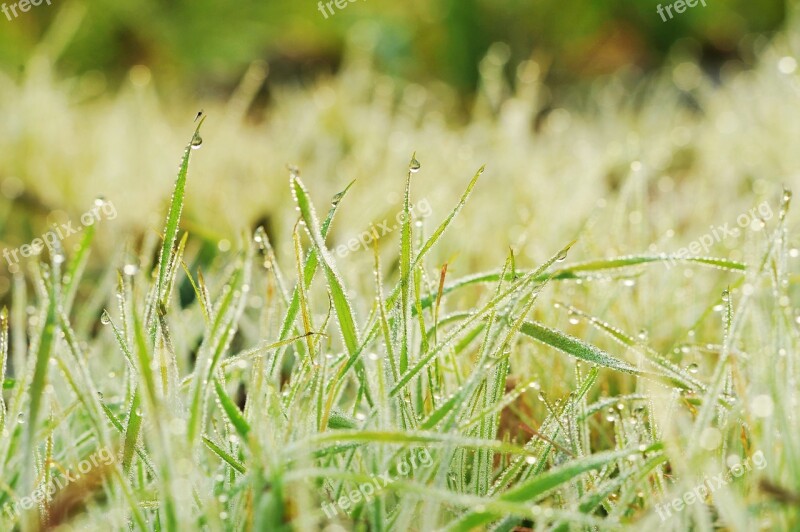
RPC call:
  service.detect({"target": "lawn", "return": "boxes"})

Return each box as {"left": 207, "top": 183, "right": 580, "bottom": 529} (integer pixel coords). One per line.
{"left": 0, "top": 4, "right": 798, "bottom": 531}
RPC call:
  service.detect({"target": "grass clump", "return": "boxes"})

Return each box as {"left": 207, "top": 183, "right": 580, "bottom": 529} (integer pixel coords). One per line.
{"left": 0, "top": 110, "right": 796, "bottom": 532}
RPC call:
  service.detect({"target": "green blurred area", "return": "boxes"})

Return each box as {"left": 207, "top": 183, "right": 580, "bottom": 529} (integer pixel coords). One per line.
{"left": 0, "top": 0, "right": 787, "bottom": 93}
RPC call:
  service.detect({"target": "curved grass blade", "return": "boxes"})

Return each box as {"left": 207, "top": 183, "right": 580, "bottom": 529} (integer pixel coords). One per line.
{"left": 417, "top": 254, "right": 746, "bottom": 312}
{"left": 447, "top": 443, "right": 664, "bottom": 531}
{"left": 519, "top": 320, "right": 640, "bottom": 374}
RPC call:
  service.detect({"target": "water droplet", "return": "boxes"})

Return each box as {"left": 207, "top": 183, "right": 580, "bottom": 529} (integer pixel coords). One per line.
{"left": 537, "top": 392, "right": 546, "bottom": 401}
{"left": 123, "top": 264, "right": 138, "bottom": 276}
{"left": 191, "top": 134, "right": 203, "bottom": 149}
{"left": 97, "top": 392, "right": 104, "bottom": 399}
{"left": 17, "top": 413, "right": 24, "bottom": 424}
{"left": 253, "top": 226, "right": 269, "bottom": 247}
{"left": 721, "top": 289, "right": 730, "bottom": 302}
{"left": 100, "top": 311, "right": 111, "bottom": 325}
{"left": 780, "top": 188, "right": 792, "bottom": 220}
{"left": 556, "top": 250, "right": 568, "bottom": 262}
{"left": 687, "top": 363, "right": 699, "bottom": 374}
{"left": 409, "top": 153, "right": 421, "bottom": 173}
{"left": 524, "top": 456, "right": 537, "bottom": 464}
{"left": 331, "top": 191, "right": 345, "bottom": 206}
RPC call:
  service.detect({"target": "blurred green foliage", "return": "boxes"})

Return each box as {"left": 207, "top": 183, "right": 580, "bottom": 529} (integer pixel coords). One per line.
{"left": 0, "top": 0, "right": 787, "bottom": 91}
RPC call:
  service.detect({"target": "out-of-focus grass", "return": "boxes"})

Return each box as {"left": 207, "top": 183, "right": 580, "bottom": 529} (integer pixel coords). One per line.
{"left": 0, "top": 0, "right": 786, "bottom": 90}
{"left": 0, "top": 7, "right": 798, "bottom": 532}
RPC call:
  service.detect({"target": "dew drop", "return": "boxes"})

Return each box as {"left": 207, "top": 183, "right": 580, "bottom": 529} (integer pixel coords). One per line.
{"left": 123, "top": 264, "right": 138, "bottom": 276}
{"left": 17, "top": 413, "right": 24, "bottom": 424}
{"left": 100, "top": 311, "right": 111, "bottom": 325}
{"left": 687, "top": 363, "right": 699, "bottom": 374}
{"left": 780, "top": 188, "right": 792, "bottom": 220}
{"left": 409, "top": 154, "right": 421, "bottom": 173}
{"left": 191, "top": 134, "right": 203, "bottom": 150}
{"left": 556, "top": 250, "right": 568, "bottom": 262}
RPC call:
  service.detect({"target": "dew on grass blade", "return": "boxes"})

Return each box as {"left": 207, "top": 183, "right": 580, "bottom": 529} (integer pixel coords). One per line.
{"left": 409, "top": 153, "right": 421, "bottom": 173}
{"left": 780, "top": 187, "right": 792, "bottom": 220}
{"left": 331, "top": 190, "right": 346, "bottom": 207}
{"left": 191, "top": 134, "right": 203, "bottom": 149}
{"left": 100, "top": 311, "right": 111, "bottom": 325}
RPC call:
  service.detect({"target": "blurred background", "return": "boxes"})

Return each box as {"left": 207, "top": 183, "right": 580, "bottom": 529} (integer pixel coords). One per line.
{"left": 0, "top": 0, "right": 787, "bottom": 92}
{"left": 0, "top": 0, "right": 798, "bottom": 319}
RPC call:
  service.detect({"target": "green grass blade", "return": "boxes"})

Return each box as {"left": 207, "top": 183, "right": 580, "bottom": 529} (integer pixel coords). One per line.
{"left": 214, "top": 376, "right": 251, "bottom": 439}
{"left": 519, "top": 320, "right": 640, "bottom": 374}
{"left": 155, "top": 117, "right": 206, "bottom": 306}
